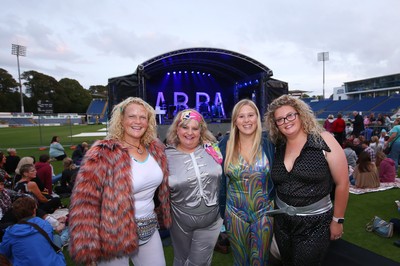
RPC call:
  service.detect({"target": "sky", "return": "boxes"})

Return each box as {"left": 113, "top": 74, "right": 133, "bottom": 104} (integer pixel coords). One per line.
{"left": 2, "top": 0, "right": 400, "bottom": 98}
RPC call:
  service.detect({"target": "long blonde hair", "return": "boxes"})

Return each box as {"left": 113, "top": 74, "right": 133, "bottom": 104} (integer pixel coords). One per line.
{"left": 224, "top": 99, "right": 262, "bottom": 172}
{"left": 107, "top": 97, "right": 157, "bottom": 146}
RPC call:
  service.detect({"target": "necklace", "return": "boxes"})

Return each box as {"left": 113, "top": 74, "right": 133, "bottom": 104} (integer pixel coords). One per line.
{"left": 123, "top": 139, "right": 144, "bottom": 154}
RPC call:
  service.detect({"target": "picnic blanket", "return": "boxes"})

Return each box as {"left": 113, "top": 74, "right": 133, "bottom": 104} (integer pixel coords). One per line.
{"left": 349, "top": 178, "right": 400, "bottom": 195}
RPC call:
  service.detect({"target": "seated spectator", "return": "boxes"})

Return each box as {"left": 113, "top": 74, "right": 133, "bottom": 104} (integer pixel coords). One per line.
{"left": 35, "top": 154, "right": 54, "bottom": 194}
{"left": 0, "top": 173, "right": 16, "bottom": 241}
{"left": 361, "top": 140, "right": 376, "bottom": 163}
{"left": 14, "top": 156, "right": 45, "bottom": 192}
{"left": 379, "top": 129, "right": 387, "bottom": 146}
{"left": 54, "top": 158, "right": 78, "bottom": 196}
{"left": 353, "top": 151, "right": 380, "bottom": 189}
{"left": 352, "top": 138, "right": 364, "bottom": 156}
{"left": 375, "top": 151, "right": 396, "bottom": 183}
{"left": 0, "top": 152, "right": 11, "bottom": 187}
{"left": 369, "top": 136, "right": 384, "bottom": 155}
{"left": 4, "top": 148, "right": 20, "bottom": 176}
{"left": 0, "top": 197, "right": 66, "bottom": 266}
{"left": 343, "top": 140, "right": 358, "bottom": 168}
{"left": 49, "top": 136, "right": 67, "bottom": 161}
{"left": 71, "top": 142, "right": 89, "bottom": 166}
{"left": 14, "top": 164, "right": 61, "bottom": 214}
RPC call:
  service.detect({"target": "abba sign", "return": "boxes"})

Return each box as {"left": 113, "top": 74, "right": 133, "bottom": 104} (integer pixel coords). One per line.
{"left": 155, "top": 91, "right": 226, "bottom": 118}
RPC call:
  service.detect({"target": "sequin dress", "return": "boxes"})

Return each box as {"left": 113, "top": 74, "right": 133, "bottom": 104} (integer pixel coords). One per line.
{"left": 225, "top": 149, "right": 274, "bottom": 266}
{"left": 271, "top": 135, "right": 334, "bottom": 266}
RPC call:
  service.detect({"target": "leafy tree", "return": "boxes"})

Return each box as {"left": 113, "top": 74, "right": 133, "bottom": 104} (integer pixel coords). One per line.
{"left": 0, "top": 68, "right": 19, "bottom": 93}
{"left": 88, "top": 85, "right": 108, "bottom": 98}
{"left": 59, "top": 78, "right": 92, "bottom": 113}
{"left": 0, "top": 69, "right": 22, "bottom": 111}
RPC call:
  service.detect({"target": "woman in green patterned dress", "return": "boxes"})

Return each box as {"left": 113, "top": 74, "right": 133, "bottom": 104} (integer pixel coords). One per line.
{"left": 219, "top": 99, "right": 275, "bottom": 265}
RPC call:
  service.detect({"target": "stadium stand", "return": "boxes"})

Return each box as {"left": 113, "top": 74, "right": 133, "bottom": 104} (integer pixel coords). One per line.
{"left": 86, "top": 99, "right": 108, "bottom": 124}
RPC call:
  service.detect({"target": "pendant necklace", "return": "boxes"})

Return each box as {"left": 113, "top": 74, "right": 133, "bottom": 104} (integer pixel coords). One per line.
{"left": 123, "top": 139, "right": 144, "bottom": 154}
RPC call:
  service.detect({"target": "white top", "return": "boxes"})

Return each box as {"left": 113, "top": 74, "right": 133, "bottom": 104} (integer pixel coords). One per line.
{"left": 131, "top": 153, "right": 163, "bottom": 218}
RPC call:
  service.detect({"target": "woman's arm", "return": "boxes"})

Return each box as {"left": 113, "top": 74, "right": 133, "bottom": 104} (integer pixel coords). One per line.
{"left": 321, "top": 131, "right": 349, "bottom": 240}
{"left": 27, "top": 182, "right": 49, "bottom": 203}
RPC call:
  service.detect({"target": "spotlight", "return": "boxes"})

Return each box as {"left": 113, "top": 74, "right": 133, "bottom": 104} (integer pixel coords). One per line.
{"left": 173, "top": 71, "right": 176, "bottom": 75}
{"left": 197, "top": 71, "right": 200, "bottom": 74}
{"left": 184, "top": 71, "right": 187, "bottom": 74}
{"left": 167, "top": 72, "right": 170, "bottom": 75}
{"left": 191, "top": 71, "right": 194, "bottom": 74}
{"left": 179, "top": 71, "right": 182, "bottom": 74}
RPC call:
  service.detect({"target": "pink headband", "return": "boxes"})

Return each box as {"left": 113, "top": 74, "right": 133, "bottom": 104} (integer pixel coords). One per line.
{"left": 180, "top": 110, "right": 203, "bottom": 123}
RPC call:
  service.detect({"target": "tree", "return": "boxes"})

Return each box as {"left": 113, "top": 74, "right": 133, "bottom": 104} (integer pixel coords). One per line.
{"left": 22, "top": 70, "right": 61, "bottom": 112}
{"left": 59, "top": 78, "right": 92, "bottom": 113}
{"left": 0, "top": 69, "right": 22, "bottom": 111}
{"left": 88, "top": 85, "right": 108, "bottom": 98}
{"left": 0, "top": 68, "right": 19, "bottom": 93}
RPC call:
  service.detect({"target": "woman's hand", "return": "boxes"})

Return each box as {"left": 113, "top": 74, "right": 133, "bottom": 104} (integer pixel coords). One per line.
{"left": 330, "top": 221, "right": 343, "bottom": 240}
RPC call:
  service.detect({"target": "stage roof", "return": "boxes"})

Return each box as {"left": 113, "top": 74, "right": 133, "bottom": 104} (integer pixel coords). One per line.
{"left": 137, "top": 47, "right": 273, "bottom": 81}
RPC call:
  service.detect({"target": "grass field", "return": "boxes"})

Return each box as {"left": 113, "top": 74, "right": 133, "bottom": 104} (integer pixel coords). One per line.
{"left": 1, "top": 125, "right": 399, "bottom": 264}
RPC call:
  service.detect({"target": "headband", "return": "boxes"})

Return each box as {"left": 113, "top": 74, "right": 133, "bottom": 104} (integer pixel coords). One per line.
{"left": 180, "top": 110, "right": 203, "bottom": 123}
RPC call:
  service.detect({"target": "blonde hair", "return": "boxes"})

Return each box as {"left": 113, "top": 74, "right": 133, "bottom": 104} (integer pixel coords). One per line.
{"left": 166, "top": 109, "right": 216, "bottom": 146}
{"left": 107, "top": 97, "right": 157, "bottom": 146}
{"left": 370, "top": 135, "right": 379, "bottom": 144}
{"left": 15, "top": 157, "right": 35, "bottom": 175}
{"left": 265, "top": 95, "right": 323, "bottom": 144}
{"left": 224, "top": 99, "right": 262, "bottom": 172}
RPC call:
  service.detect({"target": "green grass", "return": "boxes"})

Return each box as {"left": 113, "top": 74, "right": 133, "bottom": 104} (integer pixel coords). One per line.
{"left": 1, "top": 126, "right": 399, "bottom": 264}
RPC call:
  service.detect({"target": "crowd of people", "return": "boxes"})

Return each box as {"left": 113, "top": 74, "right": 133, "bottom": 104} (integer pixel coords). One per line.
{"left": 0, "top": 96, "right": 399, "bottom": 265}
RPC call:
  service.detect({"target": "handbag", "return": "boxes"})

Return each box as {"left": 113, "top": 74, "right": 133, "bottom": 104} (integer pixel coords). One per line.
{"left": 365, "top": 216, "right": 394, "bottom": 238}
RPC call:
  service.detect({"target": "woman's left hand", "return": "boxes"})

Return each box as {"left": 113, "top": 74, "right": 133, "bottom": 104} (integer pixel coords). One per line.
{"left": 330, "top": 221, "right": 344, "bottom": 240}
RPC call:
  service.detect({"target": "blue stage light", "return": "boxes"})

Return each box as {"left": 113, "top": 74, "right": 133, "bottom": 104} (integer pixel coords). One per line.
{"left": 167, "top": 72, "right": 170, "bottom": 75}
{"left": 197, "top": 71, "right": 200, "bottom": 74}
{"left": 173, "top": 71, "right": 176, "bottom": 75}
{"left": 191, "top": 71, "right": 194, "bottom": 74}
{"left": 184, "top": 71, "right": 187, "bottom": 74}
{"left": 179, "top": 71, "right": 182, "bottom": 74}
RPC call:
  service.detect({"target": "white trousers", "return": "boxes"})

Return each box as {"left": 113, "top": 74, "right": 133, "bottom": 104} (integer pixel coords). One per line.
{"left": 98, "top": 231, "right": 166, "bottom": 266}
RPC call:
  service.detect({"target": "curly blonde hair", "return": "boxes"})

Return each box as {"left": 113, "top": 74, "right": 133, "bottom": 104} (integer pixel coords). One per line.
{"left": 265, "top": 95, "right": 323, "bottom": 144}
{"left": 224, "top": 99, "right": 262, "bottom": 172}
{"left": 166, "top": 109, "right": 216, "bottom": 146}
{"left": 107, "top": 97, "right": 157, "bottom": 146}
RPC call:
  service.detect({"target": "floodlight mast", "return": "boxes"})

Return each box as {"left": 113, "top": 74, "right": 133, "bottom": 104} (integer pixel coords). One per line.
{"left": 318, "top": 52, "right": 329, "bottom": 99}
{"left": 11, "top": 44, "right": 27, "bottom": 113}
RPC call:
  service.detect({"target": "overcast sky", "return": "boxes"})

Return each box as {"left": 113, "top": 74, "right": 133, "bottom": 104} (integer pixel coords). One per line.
{"left": 2, "top": 0, "right": 399, "bottom": 97}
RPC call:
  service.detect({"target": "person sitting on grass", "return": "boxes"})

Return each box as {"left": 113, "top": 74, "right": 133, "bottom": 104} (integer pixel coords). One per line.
{"left": 49, "top": 136, "right": 67, "bottom": 161}
{"left": 375, "top": 151, "right": 396, "bottom": 183}
{"left": 14, "top": 156, "right": 46, "bottom": 192}
{"left": 54, "top": 157, "right": 78, "bottom": 197}
{"left": 0, "top": 197, "right": 66, "bottom": 266}
{"left": 4, "top": 148, "right": 20, "bottom": 176}
{"left": 353, "top": 151, "right": 380, "bottom": 189}
{"left": 35, "top": 154, "right": 54, "bottom": 195}
{"left": 14, "top": 164, "right": 61, "bottom": 214}
{"left": 71, "top": 142, "right": 89, "bottom": 166}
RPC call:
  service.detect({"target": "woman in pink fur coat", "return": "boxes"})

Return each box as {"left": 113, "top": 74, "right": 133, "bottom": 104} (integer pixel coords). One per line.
{"left": 69, "top": 97, "right": 171, "bottom": 266}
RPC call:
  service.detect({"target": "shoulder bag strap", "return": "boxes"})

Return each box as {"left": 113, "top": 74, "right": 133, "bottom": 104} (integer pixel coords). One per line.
{"left": 18, "top": 220, "right": 61, "bottom": 253}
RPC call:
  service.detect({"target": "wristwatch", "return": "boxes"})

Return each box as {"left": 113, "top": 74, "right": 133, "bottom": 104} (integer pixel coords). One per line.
{"left": 332, "top": 216, "right": 345, "bottom": 224}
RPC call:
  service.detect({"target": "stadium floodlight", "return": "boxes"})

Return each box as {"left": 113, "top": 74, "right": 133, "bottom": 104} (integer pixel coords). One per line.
{"left": 11, "top": 44, "right": 27, "bottom": 113}
{"left": 318, "top": 52, "right": 329, "bottom": 99}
